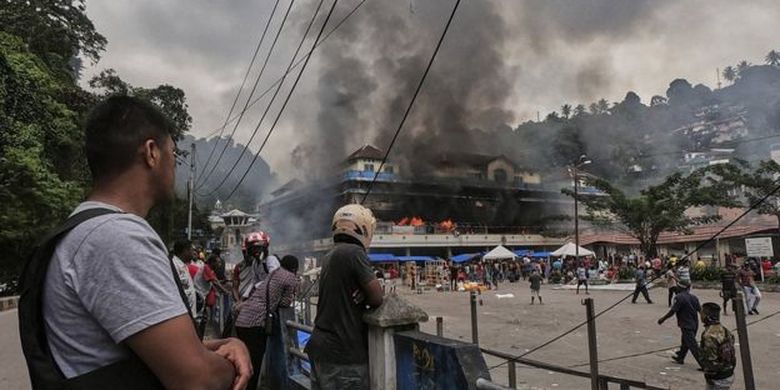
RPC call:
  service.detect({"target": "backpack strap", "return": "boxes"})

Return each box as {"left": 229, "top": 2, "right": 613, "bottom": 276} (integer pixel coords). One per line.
{"left": 19, "top": 208, "right": 121, "bottom": 389}
{"left": 19, "top": 208, "right": 168, "bottom": 389}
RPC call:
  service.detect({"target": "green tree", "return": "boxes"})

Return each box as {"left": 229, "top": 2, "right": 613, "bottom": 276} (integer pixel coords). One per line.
{"left": 0, "top": 0, "right": 106, "bottom": 79}
{"left": 573, "top": 104, "right": 587, "bottom": 117}
{"left": 89, "top": 69, "right": 193, "bottom": 140}
{"left": 722, "top": 66, "right": 737, "bottom": 83}
{"left": 0, "top": 33, "right": 85, "bottom": 291}
{"left": 711, "top": 160, "right": 780, "bottom": 234}
{"left": 766, "top": 50, "right": 780, "bottom": 67}
{"left": 563, "top": 169, "right": 737, "bottom": 258}
{"left": 561, "top": 104, "right": 572, "bottom": 120}
{"left": 736, "top": 60, "right": 751, "bottom": 76}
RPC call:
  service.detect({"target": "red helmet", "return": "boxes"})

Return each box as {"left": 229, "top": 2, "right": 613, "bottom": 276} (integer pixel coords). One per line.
{"left": 243, "top": 231, "right": 270, "bottom": 251}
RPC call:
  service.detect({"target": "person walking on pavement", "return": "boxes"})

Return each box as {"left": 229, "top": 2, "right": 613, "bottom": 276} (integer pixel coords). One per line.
{"left": 665, "top": 267, "right": 678, "bottom": 307}
{"left": 719, "top": 265, "right": 738, "bottom": 316}
{"left": 19, "top": 96, "right": 250, "bottom": 389}
{"left": 658, "top": 280, "right": 703, "bottom": 367}
{"left": 632, "top": 265, "right": 653, "bottom": 304}
{"left": 737, "top": 262, "right": 761, "bottom": 315}
{"left": 234, "top": 255, "right": 300, "bottom": 390}
{"left": 576, "top": 263, "right": 589, "bottom": 295}
{"left": 529, "top": 269, "right": 543, "bottom": 304}
{"left": 699, "top": 303, "right": 736, "bottom": 390}
{"left": 305, "top": 205, "right": 384, "bottom": 390}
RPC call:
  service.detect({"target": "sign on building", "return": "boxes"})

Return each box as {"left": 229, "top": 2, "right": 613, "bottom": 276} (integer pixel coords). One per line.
{"left": 745, "top": 237, "right": 774, "bottom": 257}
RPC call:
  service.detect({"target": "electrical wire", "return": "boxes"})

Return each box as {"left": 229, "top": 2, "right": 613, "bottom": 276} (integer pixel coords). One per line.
{"left": 196, "top": 0, "right": 283, "bottom": 184}
{"left": 196, "top": 0, "right": 296, "bottom": 189}
{"left": 221, "top": 0, "right": 341, "bottom": 202}
{"left": 568, "top": 308, "right": 780, "bottom": 368}
{"left": 487, "top": 178, "right": 780, "bottom": 371}
{"left": 198, "top": 0, "right": 327, "bottom": 197}
{"left": 359, "top": 0, "right": 462, "bottom": 204}
{"left": 194, "top": 0, "right": 370, "bottom": 150}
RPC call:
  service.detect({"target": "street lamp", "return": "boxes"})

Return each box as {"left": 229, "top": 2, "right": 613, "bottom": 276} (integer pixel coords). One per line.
{"left": 571, "top": 155, "right": 592, "bottom": 262}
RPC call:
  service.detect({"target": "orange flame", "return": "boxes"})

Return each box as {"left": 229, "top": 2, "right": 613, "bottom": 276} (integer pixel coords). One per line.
{"left": 438, "top": 218, "right": 456, "bottom": 232}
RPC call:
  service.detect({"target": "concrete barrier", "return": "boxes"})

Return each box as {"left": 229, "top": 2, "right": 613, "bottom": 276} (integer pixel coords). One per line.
{"left": 394, "top": 330, "right": 490, "bottom": 390}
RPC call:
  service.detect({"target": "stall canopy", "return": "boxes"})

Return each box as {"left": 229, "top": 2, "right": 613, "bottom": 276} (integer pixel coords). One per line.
{"left": 550, "top": 242, "right": 594, "bottom": 257}
{"left": 451, "top": 253, "right": 481, "bottom": 263}
{"left": 530, "top": 252, "right": 552, "bottom": 258}
{"left": 513, "top": 249, "right": 533, "bottom": 257}
{"left": 397, "top": 256, "right": 436, "bottom": 262}
{"left": 483, "top": 245, "right": 517, "bottom": 261}
{"left": 368, "top": 253, "right": 397, "bottom": 262}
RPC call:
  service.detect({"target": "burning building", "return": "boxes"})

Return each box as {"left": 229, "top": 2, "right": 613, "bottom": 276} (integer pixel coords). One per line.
{"left": 257, "top": 145, "right": 570, "bottom": 253}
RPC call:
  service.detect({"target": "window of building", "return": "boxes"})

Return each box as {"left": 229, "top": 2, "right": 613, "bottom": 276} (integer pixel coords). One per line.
{"left": 365, "top": 164, "right": 375, "bottom": 172}
{"left": 384, "top": 166, "right": 394, "bottom": 174}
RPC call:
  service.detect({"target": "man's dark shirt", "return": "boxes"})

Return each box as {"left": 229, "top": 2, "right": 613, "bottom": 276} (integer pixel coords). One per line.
{"left": 305, "top": 242, "right": 376, "bottom": 365}
{"left": 671, "top": 290, "right": 701, "bottom": 330}
{"left": 721, "top": 270, "right": 737, "bottom": 297}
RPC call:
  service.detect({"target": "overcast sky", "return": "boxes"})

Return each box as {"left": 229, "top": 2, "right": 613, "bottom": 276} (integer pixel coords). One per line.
{"left": 82, "top": 0, "right": 780, "bottom": 181}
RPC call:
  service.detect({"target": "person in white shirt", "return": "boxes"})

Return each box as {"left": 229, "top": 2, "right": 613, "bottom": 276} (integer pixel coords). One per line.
{"left": 171, "top": 240, "right": 197, "bottom": 318}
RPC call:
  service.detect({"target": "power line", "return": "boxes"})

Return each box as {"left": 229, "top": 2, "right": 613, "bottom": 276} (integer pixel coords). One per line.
{"left": 199, "top": 0, "right": 329, "bottom": 198}
{"left": 359, "top": 0, "right": 462, "bottom": 204}
{"left": 196, "top": 0, "right": 296, "bottom": 189}
{"left": 222, "top": 0, "right": 341, "bottom": 202}
{"left": 569, "top": 308, "right": 780, "bottom": 368}
{"left": 196, "top": 0, "right": 283, "bottom": 185}
{"left": 194, "top": 0, "right": 370, "bottom": 149}
{"left": 487, "top": 178, "right": 780, "bottom": 372}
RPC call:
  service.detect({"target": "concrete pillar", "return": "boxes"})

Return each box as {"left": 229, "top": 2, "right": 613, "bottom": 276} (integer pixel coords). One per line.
{"left": 446, "top": 247, "right": 453, "bottom": 259}
{"left": 405, "top": 247, "right": 411, "bottom": 256}
{"left": 363, "top": 293, "right": 429, "bottom": 390}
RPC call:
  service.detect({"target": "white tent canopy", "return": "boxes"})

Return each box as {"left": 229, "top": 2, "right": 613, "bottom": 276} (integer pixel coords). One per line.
{"left": 551, "top": 242, "right": 595, "bottom": 257}
{"left": 483, "top": 245, "right": 517, "bottom": 261}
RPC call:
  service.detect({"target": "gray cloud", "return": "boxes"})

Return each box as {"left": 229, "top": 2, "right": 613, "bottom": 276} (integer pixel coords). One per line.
{"left": 81, "top": 0, "right": 780, "bottom": 184}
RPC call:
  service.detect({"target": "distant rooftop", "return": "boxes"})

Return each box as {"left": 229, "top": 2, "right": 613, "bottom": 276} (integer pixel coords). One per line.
{"left": 347, "top": 144, "right": 384, "bottom": 161}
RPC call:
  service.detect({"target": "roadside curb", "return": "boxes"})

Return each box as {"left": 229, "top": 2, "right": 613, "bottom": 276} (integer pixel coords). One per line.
{"left": 0, "top": 296, "right": 19, "bottom": 312}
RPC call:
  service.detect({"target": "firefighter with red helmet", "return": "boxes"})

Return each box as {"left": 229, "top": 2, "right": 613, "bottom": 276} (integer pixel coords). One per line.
{"left": 232, "top": 231, "right": 280, "bottom": 303}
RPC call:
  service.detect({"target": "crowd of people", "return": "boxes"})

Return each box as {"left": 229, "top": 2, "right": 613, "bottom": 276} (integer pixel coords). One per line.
{"left": 16, "top": 95, "right": 769, "bottom": 389}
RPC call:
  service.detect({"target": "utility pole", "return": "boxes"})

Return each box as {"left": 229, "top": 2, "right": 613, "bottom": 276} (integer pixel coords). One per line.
{"left": 734, "top": 292, "right": 756, "bottom": 390}
{"left": 187, "top": 143, "right": 196, "bottom": 240}
{"left": 716, "top": 68, "right": 722, "bottom": 89}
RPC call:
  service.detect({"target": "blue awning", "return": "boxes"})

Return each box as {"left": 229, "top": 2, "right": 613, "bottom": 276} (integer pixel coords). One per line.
{"left": 451, "top": 253, "right": 481, "bottom": 263}
{"left": 397, "top": 256, "right": 436, "bottom": 262}
{"left": 368, "top": 253, "right": 397, "bottom": 262}
{"left": 513, "top": 249, "right": 533, "bottom": 257}
{"left": 530, "top": 252, "right": 552, "bottom": 258}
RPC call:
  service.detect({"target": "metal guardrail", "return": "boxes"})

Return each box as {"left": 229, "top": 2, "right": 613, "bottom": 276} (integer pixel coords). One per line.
{"left": 480, "top": 347, "right": 668, "bottom": 390}
{"left": 284, "top": 319, "right": 312, "bottom": 381}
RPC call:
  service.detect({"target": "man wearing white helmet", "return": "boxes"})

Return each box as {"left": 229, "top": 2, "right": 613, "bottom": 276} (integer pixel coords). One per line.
{"left": 305, "top": 204, "right": 384, "bottom": 390}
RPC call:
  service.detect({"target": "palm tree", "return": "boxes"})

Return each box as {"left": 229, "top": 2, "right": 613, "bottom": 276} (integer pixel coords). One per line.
{"left": 722, "top": 66, "right": 737, "bottom": 83}
{"left": 561, "top": 104, "right": 572, "bottom": 120}
{"left": 736, "top": 60, "right": 751, "bottom": 76}
{"left": 597, "top": 98, "right": 610, "bottom": 114}
{"left": 766, "top": 50, "right": 780, "bottom": 67}
{"left": 574, "top": 104, "right": 587, "bottom": 117}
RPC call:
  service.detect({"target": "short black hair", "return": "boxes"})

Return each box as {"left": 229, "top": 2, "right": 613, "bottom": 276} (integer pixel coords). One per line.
{"left": 173, "top": 239, "right": 192, "bottom": 256}
{"left": 280, "top": 255, "right": 299, "bottom": 274}
{"left": 85, "top": 95, "right": 176, "bottom": 181}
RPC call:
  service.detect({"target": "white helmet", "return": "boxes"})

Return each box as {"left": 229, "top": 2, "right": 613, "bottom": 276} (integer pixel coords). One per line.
{"left": 332, "top": 204, "right": 376, "bottom": 249}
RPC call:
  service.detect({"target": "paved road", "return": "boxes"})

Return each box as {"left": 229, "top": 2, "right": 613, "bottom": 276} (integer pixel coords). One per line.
{"left": 0, "top": 309, "right": 31, "bottom": 390}
{"left": 403, "top": 284, "right": 780, "bottom": 390}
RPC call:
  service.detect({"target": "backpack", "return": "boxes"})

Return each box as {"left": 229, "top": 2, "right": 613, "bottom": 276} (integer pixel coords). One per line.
{"left": 719, "top": 328, "right": 737, "bottom": 369}
{"left": 18, "top": 208, "right": 188, "bottom": 390}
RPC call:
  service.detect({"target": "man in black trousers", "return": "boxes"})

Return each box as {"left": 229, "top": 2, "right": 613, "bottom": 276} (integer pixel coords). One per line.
{"left": 658, "top": 280, "right": 703, "bottom": 366}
